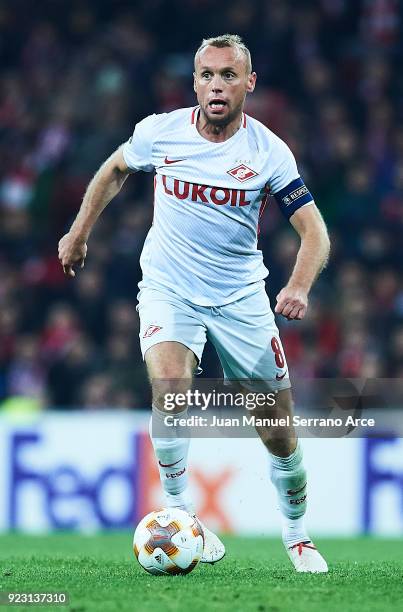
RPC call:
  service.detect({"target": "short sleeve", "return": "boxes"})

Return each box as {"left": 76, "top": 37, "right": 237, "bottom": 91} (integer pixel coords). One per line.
{"left": 269, "top": 139, "right": 300, "bottom": 194}
{"left": 122, "top": 114, "right": 156, "bottom": 172}
{"left": 269, "top": 138, "right": 314, "bottom": 220}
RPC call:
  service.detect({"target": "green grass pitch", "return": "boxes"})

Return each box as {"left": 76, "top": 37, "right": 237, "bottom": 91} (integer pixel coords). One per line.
{"left": 0, "top": 534, "right": 402, "bottom": 612}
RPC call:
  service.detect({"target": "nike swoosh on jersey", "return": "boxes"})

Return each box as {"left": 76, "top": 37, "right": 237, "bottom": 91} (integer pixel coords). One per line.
{"left": 164, "top": 156, "right": 186, "bottom": 164}
{"left": 158, "top": 458, "right": 183, "bottom": 468}
{"left": 276, "top": 371, "right": 288, "bottom": 380}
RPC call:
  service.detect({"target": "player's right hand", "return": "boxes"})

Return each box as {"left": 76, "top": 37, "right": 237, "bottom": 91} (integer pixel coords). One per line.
{"left": 58, "top": 232, "right": 87, "bottom": 278}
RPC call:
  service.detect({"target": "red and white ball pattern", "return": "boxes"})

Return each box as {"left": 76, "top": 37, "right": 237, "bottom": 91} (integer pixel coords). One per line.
{"left": 133, "top": 508, "right": 204, "bottom": 575}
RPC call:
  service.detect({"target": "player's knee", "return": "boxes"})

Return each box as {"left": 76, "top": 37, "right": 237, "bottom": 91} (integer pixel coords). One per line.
{"left": 151, "top": 376, "right": 192, "bottom": 413}
{"left": 152, "top": 393, "right": 187, "bottom": 413}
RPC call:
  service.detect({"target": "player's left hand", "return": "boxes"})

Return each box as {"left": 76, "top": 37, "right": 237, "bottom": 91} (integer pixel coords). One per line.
{"left": 275, "top": 286, "right": 308, "bottom": 320}
{"left": 58, "top": 232, "right": 87, "bottom": 278}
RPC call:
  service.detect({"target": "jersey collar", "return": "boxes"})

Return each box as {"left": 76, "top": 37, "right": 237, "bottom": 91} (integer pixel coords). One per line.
{"left": 191, "top": 106, "right": 247, "bottom": 128}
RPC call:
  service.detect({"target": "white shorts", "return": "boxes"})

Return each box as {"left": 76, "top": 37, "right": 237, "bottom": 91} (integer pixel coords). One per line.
{"left": 137, "top": 283, "right": 290, "bottom": 391}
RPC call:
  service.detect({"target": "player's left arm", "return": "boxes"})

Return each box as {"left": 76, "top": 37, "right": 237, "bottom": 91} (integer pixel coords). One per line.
{"left": 275, "top": 204, "right": 330, "bottom": 321}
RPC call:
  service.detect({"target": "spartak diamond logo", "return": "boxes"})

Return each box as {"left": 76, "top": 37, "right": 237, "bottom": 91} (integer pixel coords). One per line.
{"left": 143, "top": 324, "right": 162, "bottom": 339}
{"left": 227, "top": 164, "right": 258, "bottom": 183}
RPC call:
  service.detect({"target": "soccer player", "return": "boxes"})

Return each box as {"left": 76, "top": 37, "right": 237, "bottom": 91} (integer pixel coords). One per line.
{"left": 58, "top": 34, "right": 330, "bottom": 572}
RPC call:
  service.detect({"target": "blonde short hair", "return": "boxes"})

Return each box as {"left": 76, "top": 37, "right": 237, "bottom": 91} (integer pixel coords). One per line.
{"left": 195, "top": 34, "right": 252, "bottom": 74}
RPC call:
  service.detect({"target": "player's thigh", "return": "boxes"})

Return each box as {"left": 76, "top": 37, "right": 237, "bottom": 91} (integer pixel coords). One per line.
{"left": 209, "top": 285, "right": 290, "bottom": 391}
{"left": 145, "top": 341, "right": 197, "bottom": 379}
{"left": 146, "top": 341, "right": 198, "bottom": 411}
{"left": 137, "top": 288, "right": 206, "bottom": 407}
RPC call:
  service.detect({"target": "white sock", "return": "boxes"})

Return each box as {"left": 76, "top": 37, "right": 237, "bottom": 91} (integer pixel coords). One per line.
{"left": 149, "top": 405, "right": 194, "bottom": 513}
{"left": 269, "top": 440, "right": 310, "bottom": 547}
{"left": 281, "top": 516, "right": 309, "bottom": 548}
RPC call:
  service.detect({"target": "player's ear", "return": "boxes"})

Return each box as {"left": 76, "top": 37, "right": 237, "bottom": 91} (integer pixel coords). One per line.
{"left": 246, "top": 72, "right": 257, "bottom": 93}
{"left": 193, "top": 72, "right": 197, "bottom": 93}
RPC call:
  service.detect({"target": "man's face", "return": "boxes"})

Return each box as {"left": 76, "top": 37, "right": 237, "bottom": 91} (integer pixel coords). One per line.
{"left": 194, "top": 46, "right": 256, "bottom": 126}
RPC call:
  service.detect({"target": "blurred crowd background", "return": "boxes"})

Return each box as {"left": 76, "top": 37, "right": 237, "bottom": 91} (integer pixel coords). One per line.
{"left": 0, "top": 0, "right": 402, "bottom": 410}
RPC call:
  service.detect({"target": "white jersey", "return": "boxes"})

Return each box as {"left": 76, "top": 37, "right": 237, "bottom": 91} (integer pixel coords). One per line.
{"left": 122, "top": 106, "right": 313, "bottom": 306}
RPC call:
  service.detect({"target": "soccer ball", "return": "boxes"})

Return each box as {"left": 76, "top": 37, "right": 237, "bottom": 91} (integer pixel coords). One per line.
{"left": 133, "top": 508, "right": 204, "bottom": 575}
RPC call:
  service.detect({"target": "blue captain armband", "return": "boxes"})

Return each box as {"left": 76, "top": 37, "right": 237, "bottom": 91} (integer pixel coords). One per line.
{"left": 273, "top": 177, "right": 314, "bottom": 220}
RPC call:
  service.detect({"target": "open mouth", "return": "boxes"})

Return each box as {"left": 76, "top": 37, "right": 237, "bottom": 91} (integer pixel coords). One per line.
{"left": 209, "top": 99, "right": 227, "bottom": 111}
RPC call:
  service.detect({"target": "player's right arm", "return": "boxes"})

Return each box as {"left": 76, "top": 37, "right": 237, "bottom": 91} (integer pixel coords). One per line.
{"left": 58, "top": 147, "right": 131, "bottom": 277}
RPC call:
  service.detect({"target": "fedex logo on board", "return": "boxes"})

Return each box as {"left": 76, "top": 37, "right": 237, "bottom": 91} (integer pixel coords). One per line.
{"left": 161, "top": 175, "right": 253, "bottom": 207}
{"left": 7, "top": 432, "right": 145, "bottom": 530}
{"left": 4, "top": 429, "right": 234, "bottom": 532}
